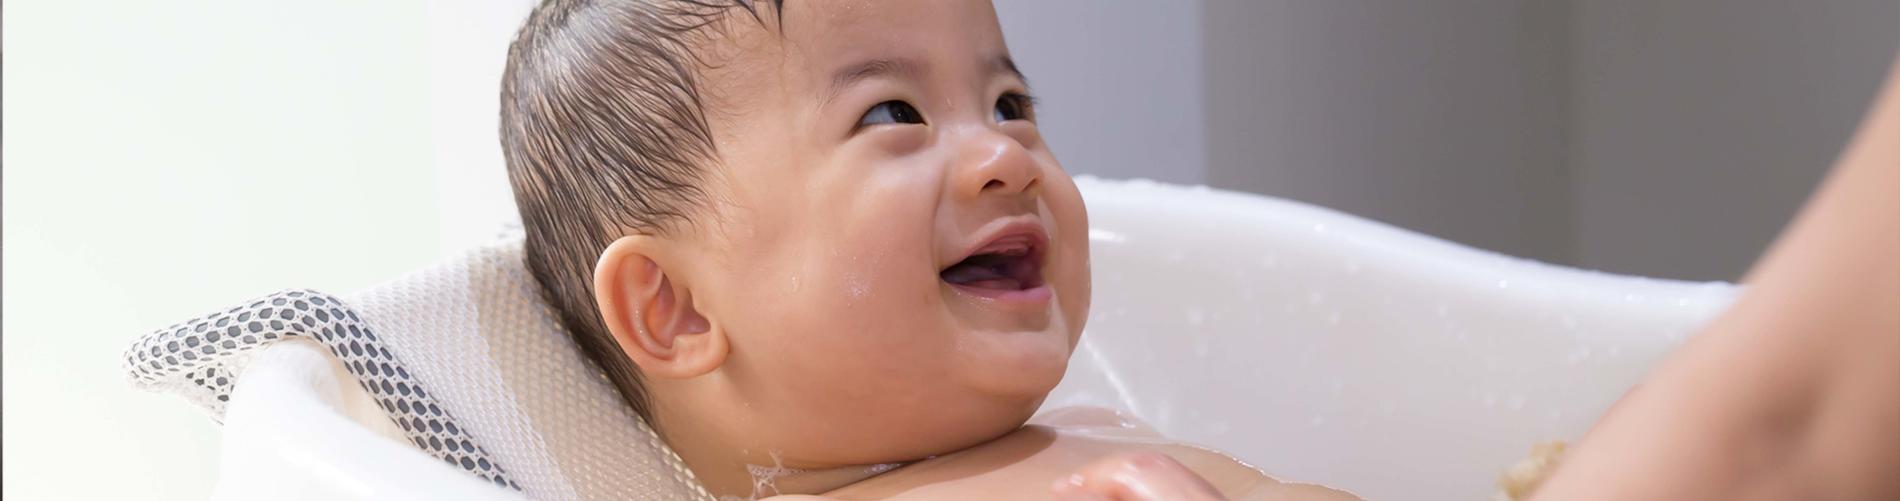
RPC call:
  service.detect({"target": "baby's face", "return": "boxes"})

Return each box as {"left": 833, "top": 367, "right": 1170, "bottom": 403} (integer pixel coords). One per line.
{"left": 674, "top": 0, "right": 1089, "bottom": 465}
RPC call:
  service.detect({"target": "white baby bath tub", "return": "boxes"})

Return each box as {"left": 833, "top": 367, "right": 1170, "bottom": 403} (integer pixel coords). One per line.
{"left": 1045, "top": 179, "right": 1734, "bottom": 499}
{"left": 128, "top": 177, "right": 1735, "bottom": 500}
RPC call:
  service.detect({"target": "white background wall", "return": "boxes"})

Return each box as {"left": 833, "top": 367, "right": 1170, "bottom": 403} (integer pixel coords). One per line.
{"left": 5, "top": 2, "right": 443, "bottom": 499}
{"left": 3, "top": 1, "right": 1895, "bottom": 499}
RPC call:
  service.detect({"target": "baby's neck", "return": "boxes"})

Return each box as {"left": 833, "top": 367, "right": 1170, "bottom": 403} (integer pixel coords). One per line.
{"left": 737, "top": 456, "right": 903, "bottom": 500}
{"left": 660, "top": 423, "right": 904, "bottom": 499}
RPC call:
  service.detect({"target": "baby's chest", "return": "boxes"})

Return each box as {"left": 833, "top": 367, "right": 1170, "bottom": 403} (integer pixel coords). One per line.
{"left": 823, "top": 427, "right": 1255, "bottom": 500}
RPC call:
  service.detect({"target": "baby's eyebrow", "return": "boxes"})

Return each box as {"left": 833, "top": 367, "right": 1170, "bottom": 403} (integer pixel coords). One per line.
{"left": 993, "top": 55, "right": 1030, "bottom": 89}
{"left": 819, "top": 54, "right": 1031, "bottom": 107}
{"left": 822, "top": 57, "right": 925, "bottom": 107}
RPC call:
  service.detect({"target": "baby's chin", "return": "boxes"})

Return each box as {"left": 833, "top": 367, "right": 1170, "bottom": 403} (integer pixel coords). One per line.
{"left": 810, "top": 349, "right": 1070, "bottom": 466}
{"left": 873, "top": 327, "right": 1071, "bottom": 457}
{"left": 840, "top": 390, "right": 1051, "bottom": 466}
{"left": 934, "top": 262, "right": 1087, "bottom": 403}
{"left": 952, "top": 320, "right": 1076, "bottom": 398}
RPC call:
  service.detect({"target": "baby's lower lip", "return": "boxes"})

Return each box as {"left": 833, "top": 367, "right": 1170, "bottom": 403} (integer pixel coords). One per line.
{"left": 946, "top": 281, "right": 1053, "bottom": 304}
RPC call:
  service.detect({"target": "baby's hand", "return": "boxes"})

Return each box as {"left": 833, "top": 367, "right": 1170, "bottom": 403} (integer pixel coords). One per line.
{"left": 1052, "top": 452, "right": 1229, "bottom": 501}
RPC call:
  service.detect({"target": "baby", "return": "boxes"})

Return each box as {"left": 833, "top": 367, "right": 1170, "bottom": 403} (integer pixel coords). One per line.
{"left": 500, "top": 1, "right": 1353, "bottom": 499}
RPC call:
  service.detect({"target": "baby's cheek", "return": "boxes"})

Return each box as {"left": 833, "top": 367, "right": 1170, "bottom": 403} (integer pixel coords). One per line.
{"left": 751, "top": 257, "right": 942, "bottom": 372}
{"left": 1046, "top": 176, "right": 1093, "bottom": 340}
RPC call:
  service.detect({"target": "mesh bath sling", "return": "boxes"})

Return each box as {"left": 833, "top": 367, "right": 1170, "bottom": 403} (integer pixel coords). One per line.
{"left": 124, "top": 228, "right": 713, "bottom": 500}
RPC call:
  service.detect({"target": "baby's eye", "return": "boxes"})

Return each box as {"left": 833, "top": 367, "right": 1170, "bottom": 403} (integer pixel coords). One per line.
{"left": 993, "top": 92, "right": 1036, "bottom": 123}
{"left": 858, "top": 100, "right": 925, "bottom": 128}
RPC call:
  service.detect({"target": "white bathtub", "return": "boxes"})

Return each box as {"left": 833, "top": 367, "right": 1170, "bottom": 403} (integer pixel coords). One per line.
{"left": 157, "top": 178, "right": 1735, "bottom": 500}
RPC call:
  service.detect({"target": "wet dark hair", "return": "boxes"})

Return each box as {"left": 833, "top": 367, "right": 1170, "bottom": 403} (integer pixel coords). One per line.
{"left": 500, "top": 0, "right": 782, "bottom": 422}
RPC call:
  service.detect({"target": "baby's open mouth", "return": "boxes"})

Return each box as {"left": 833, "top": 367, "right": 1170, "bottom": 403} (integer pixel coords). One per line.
{"left": 940, "top": 231, "right": 1046, "bottom": 292}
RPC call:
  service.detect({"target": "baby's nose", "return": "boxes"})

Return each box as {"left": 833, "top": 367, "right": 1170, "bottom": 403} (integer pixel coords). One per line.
{"left": 953, "top": 130, "right": 1042, "bottom": 200}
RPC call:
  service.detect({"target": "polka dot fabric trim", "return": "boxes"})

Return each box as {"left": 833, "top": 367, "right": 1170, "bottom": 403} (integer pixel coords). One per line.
{"left": 123, "top": 289, "right": 521, "bottom": 491}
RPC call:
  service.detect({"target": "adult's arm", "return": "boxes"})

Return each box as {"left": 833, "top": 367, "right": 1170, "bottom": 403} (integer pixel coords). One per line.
{"left": 1533, "top": 52, "right": 1900, "bottom": 501}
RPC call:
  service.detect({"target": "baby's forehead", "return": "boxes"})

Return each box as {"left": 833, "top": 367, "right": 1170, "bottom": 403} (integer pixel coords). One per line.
{"left": 696, "top": 0, "right": 1015, "bottom": 105}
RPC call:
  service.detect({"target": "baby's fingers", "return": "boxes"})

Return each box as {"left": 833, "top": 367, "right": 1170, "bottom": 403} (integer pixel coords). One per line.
{"left": 1051, "top": 452, "right": 1228, "bottom": 501}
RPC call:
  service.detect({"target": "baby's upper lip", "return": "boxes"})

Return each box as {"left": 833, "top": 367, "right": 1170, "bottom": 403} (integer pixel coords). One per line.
{"left": 946, "top": 219, "right": 1049, "bottom": 269}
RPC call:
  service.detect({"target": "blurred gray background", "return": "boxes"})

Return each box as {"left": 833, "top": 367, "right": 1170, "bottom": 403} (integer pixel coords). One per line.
{"left": 999, "top": 0, "right": 1900, "bottom": 281}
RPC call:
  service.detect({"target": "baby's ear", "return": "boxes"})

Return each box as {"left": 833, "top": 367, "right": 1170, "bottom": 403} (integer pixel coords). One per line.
{"left": 593, "top": 235, "right": 728, "bottom": 379}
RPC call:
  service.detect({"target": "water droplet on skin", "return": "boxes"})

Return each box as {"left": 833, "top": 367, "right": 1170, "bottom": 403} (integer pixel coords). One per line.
{"left": 1327, "top": 310, "right": 1342, "bottom": 326}
{"left": 1483, "top": 393, "right": 1499, "bottom": 408}
{"left": 1309, "top": 415, "right": 1327, "bottom": 427}
{"left": 1186, "top": 309, "right": 1206, "bottom": 326}
{"left": 1312, "top": 223, "right": 1328, "bottom": 233}
{"left": 842, "top": 269, "right": 872, "bottom": 301}
{"left": 1344, "top": 261, "right": 1362, "bottom": 275}
{"left": 1435, "top": 304, "right": 1450, "bottom": 318}
{"left": 1508, "top": 395, "right": 1527, "bottom": 411}
{"left": 1307, "top": 292, "right": 1326, "bottom": 305}
{"left": 1260, "top": 255, "right": 1279, "bottom": 269}
{"left": 1559, "top": 315, "right": 1578, "bottom": 331}
{"left": 1497, "top": 279, "right": 1511, "bottom": 289}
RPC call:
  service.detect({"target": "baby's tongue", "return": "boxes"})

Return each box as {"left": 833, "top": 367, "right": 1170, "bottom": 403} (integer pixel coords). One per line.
{"left": 941, "top": 256, "right": 1021, "bottom": 290}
